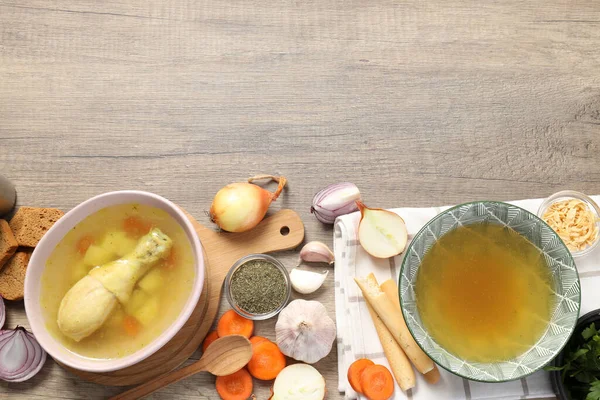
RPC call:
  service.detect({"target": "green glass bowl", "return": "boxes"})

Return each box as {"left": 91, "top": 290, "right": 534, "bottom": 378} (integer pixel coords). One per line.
{"left": 399, "top": 201, "right": 581, "bottom": 382}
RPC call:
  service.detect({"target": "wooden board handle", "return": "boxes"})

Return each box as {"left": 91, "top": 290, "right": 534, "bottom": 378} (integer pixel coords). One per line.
{"left": 194, "top": 209, "right": 305, "bottom": 267}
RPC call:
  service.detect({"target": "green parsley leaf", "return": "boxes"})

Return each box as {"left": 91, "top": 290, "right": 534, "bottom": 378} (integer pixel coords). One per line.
{"left": 554, "top": 323, "right": 600, "bottom": 399}
{"left": 583, "top": 324, "right": 599, "bottom": 340}
{"left": 586, "top": 379, "right": 600, "bottom": 400}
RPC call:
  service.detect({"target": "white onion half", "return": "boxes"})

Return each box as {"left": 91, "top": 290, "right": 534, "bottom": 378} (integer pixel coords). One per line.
{"left": 270, "top": 364, "right": 326, "bottom": 400}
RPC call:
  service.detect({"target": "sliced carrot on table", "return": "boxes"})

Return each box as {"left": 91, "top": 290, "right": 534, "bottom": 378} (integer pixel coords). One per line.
{"left": 215, "top": 368, "right": 253, "bottom": 400}
{"left": 348, "top": 358, "right": 375, "bottom": 394}
{"left": 217, "top": 310, "right": 254, "bottom": 338}
{"left": 247, "top": 340, "right": 286, "bottom": 380}
{"left": 123, "top": 216, "right": 152, "bottom": 238}
{"left": 123, "top": 315, "right": 141, "bottom": 337}
{"left": 202, "top": 331, "right": 220, "bottom": 353}
{"left": 249, "top": 336, "right": 269, "bottom": 346}
{"left": 76, "top": 235, "right": 95, "bottom": 255}
{"left": 360, "top": 364, "right": 394, "bottom": 400}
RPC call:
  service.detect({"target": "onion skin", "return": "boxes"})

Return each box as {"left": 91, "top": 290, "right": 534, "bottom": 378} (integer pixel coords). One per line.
{"left": 210, "top": 175, "right": 287, "bottom": 232}
{"left": 311, "top": 182, "right": 361, "bottom": 224}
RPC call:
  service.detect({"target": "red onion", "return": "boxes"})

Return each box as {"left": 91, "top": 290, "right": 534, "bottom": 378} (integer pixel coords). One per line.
{"left": 0, "top": 297, "right": 4, "bottom": 328}
{"left": 0, "top": 326, "right": 47, "bottom": 382}
{"left": 310, "top": 182, "right": 361, "bottom": 224}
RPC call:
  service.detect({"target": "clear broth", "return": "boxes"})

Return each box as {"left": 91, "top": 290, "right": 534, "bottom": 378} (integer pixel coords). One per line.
{"left": 415, "top": 223, "right": 554, "bottom": 363}
{"left": 40, "top": 204, "right": 195, "bottom": 359}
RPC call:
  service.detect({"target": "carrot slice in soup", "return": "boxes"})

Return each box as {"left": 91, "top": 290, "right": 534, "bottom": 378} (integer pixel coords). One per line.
{"left": 215, "top": 368, "right": 253, "bottom": 400}
{"left": 217, "top": 310, "right": 254, "bottom": 338}
{"left": 123, "top": 315, "right": 141, "bottom": 337}
{"left": 348, "top": 358, "right": 375, "bottom": 394}
{"left": 123, "top": 216, "right": 152, "bottom": 238}
{"left": 76, "top": 235, "right": 95, "bottom": 255}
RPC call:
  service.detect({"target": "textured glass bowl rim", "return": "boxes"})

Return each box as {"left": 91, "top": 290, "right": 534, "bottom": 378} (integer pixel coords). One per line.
{"left": 537, "top": 190, "right": 600, "bottom": 258}
{"left": 224, "top": 254, "right": 291, "bottom": 321}
{"left": 399, "top": 200, "right": 581, "bottom": 382}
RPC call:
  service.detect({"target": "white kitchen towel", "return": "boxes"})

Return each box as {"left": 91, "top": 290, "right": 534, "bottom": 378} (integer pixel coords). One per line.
{"left": 334, "top": 196, "right": 600, "bottom": 400}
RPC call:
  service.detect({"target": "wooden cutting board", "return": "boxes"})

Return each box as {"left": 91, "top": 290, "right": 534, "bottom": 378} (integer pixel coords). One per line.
{"left": 64, "top": 208, "right": 304, "bottom": 386}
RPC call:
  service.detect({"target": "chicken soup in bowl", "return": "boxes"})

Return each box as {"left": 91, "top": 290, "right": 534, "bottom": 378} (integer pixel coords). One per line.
{"left": 25, "top": 191, "right": 204, "bottom": 372}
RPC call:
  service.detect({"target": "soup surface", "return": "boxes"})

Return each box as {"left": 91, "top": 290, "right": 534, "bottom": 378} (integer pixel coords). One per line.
{"left": 41, "top": 203, "right": 195, "bottom": 359}
{"left": 415, "top": 223, "right": 554, "bottom": 363}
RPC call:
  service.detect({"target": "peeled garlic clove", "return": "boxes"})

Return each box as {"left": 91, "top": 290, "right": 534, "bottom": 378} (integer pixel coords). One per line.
{"left": 311, "top": 182, "right": 361, "bottom": 224}
{"left": 276, "top": 299, "right": 336, "bottom": 364}
{"left": 290, "top": 268, "right": 328, "bottom": 294}
{"left": 357, "top": 200, "right": 408, "bottom": 258}
{"left": 299, "top": 241, "right": 334, "bottom": 265}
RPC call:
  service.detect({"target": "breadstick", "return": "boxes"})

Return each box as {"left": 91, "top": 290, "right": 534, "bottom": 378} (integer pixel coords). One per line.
{"left": 380, "top": 279, "right": 441, "bottom": 383}
{"left": 365, "top": 301, "right": 416, "bottom": 390}
{"left": 354, "top": 274, "right": 434, "bottom": 374}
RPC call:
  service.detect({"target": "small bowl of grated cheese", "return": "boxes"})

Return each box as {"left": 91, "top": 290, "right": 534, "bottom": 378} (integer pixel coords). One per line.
{"left": 538, "top": 190, "right": 600, "bottom": 258}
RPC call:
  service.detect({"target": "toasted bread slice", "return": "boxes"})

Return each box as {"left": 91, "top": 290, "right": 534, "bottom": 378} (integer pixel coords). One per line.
{"left": 0, "top": 252, "right": 29, "bottom": 300}
{"left": 9, "top": 207, "right": 64, "bottom": 247}
{"left": 0, "top": 220, "right": 18, "bottom": 269}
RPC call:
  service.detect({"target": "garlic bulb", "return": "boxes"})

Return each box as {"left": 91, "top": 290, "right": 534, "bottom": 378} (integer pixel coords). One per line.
{"left": 275, "top": 299, "right": 336, "bottom": 364}
{"left": 290, "top": 268, "right": 328, "bottom": 294}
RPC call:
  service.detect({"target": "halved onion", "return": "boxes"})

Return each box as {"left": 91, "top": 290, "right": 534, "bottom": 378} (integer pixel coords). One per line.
{"left": 0, "top": 326, "right": 47, "bottom": 382}
{"left": 270, "top": 364, "right": 326, "bottom": 400}
{"left": 357, "top": 201, "right": 408, "bottom": 258}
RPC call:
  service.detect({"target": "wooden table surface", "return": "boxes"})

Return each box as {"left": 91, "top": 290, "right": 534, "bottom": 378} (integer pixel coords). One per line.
{"left": 1, "top": 0, "right": 599, "bottom": 398}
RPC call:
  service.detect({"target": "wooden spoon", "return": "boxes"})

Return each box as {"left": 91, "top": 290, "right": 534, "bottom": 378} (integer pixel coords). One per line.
{"left": 110, "top": 335, "right": 252, "bottom": 400}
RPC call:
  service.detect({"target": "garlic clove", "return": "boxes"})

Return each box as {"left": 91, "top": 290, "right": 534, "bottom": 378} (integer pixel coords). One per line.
{"left": 357, "top": 201, "right": 408, "bottom": 258}
{"left": 290, "top": 268, "right": 329, "bottom": 294}
{"left": 275, "top": 299, "right": 336, "bottom": 364}
{"left": 311, "top": 182, "right": 361, "bottom": 224}
{"left": 299, "top": 241, "right": 335, "bottom": 265}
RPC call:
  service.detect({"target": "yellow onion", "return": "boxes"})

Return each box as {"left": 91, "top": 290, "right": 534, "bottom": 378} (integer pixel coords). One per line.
{"left": 357, "top": 201, "right": 408, "bottom": 258}
{"left": 209, "top": 175, "right": 287, "bottom": 232}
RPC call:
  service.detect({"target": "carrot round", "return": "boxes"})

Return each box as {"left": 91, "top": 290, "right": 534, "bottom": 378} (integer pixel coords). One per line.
{"left": 123, "top": 216, "right": 152, "bottom": 238}
{"left": 123, "top": 315, "right": 141, "bottom": 337}
{"left": 247, "top": 340, "right": 286, "bottom": 380}
{"left": 217, "top": 310, "right": 254, "bottom": 338}
{"left": 215, "top": 368, "right": 253, "bottom": 400}
{"left": 76, "top": 235, "right": 95, "bottom": 255}
{"left": 360, "top": 364, "right": 394, "bottom": 400}
{"left": 249, "top": 336, "right": 269, "bottom": 346}
{"left": 202, "top": 331, "right": 219, "bottom": 353}
{"left": 348, "top": 358, "right": 375, "bottom": 394}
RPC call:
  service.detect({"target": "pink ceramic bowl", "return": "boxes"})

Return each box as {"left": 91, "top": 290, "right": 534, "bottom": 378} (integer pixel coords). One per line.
{"left": 24, "top": 191, "right": 205, "bottom": 373}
